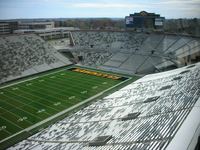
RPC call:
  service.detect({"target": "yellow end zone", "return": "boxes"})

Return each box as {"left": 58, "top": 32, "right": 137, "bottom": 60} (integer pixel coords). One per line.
{"left": 72, "top": 68, "right": 121, "bottom": 80}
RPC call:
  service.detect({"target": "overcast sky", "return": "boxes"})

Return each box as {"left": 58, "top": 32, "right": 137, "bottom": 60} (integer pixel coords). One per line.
{"left": 0, "top": 0, "right": 200, "bottom": 19}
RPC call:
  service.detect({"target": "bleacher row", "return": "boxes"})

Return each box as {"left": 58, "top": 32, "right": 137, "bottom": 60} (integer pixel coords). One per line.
{"left": 71, "top": 31, "right": 200, "bottom": 74}
{"left": 9, "top": 63, "right": 200, "bottom": 150}
{"left": 72, "top": 32, "right": 147, "bottom": 52}
{"left": 72, "top": 51, "right": 112, "bottom": 67}
{"left": 71, "top": 32, "right": 148, "bottom": 72}
{"left": 0, "top": 34, "right": 71, "bottom": 84}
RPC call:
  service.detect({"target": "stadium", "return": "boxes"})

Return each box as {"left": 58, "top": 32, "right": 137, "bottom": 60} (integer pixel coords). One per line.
{"left": 0, "top": 11, "right": 200, "bottom": 150}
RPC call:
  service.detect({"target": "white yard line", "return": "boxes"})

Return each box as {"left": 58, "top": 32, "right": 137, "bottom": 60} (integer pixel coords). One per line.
{"left": 0, "top": 77, "right": 131, "bottom": 144}
{"left": 0, "top": 68, "right": 68, "bottom": 90}
{"left": 6, "top": 88, "right": 60, "bottom": 114}
{"left": 1, "top": 91, "right": 53, "bottom": 117}
{"left": 0, "top": 116, "right": 23, "bottom": 130}
{"left": 10, "top": 86, "right": 61, "bottom": 112}
{"left": 0, "top": 105, "right": 34, "bottom": 125}
{"left": 47, "top": 76, "right": 89, "bottom": 90}
{"left": 27, "top": 81, "right": 72, "bottom": 97}
{"left": 0, "top": 98, "right": 42, "bottom": 121}
{"left": 4, "top": 129, "right": 12, "bottom": 135}
{"left": 0, "top": 66, "right": 127, "bottom": 90}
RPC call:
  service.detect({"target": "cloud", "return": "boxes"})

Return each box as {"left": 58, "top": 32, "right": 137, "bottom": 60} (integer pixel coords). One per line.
{"left": 1, "top": 0, "right": 199, "bottom": 19}
{"left": 154, "top": 0, "right": 200, "bottom": 5}
{"left": 72, "top": 2, "right": 143, "bottom": 9}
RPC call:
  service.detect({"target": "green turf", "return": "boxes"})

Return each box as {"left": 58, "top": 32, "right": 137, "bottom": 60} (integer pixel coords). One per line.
{"left": 0, "top": 67, "right": 124, "bottom": 142}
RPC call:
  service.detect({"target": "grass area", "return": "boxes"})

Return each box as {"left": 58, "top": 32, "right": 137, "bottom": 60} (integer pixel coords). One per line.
{"left": 0, "top": 67, "right": 126, "bottom": 143}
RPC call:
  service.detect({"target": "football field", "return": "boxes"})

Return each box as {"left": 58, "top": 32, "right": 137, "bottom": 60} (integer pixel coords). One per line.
{"left": 0, "top": 67, "right": 127, "bottom": 142}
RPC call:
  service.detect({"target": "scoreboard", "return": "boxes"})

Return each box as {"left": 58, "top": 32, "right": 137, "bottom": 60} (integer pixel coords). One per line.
{"left": 125, "top": 16, "right": 134, "bottom": 27}
{"left": 155, "top": 18, "right": 164, "bottom": 26}
{"left": 125, "top": 11, "right": 165, "bottom": 29}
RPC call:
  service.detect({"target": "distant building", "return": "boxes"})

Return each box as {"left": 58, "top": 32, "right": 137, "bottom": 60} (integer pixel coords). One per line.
{"left": 0, "top": 21, "right": 55, "bottom": 35}
{"left": 0, "top": 20, "right": 79, "bottom": 39}
{"left": 18, "top": 21, "right": 54, "bottom": 30}
{"left": 0, "top": 21, "right": 18, "bottom": 34}
{"left": 14, "top": 27, "right": 79, "bottom": 40}
{"left": 125, "top": 11, "right": 165, "bottom": 31}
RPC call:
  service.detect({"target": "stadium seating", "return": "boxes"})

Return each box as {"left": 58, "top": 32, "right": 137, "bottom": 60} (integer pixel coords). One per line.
{"left": 47, "top": 38, "right": 70, "bottom": 50}
{"left": 8, "top": 62, "right": 200, "bottom": 150}
{"left": 71, "top": 31, "right": 200, "bottom": 75}
{"left": 72, "top": 51, "right": 112, "bottom": 67}
{"left": 72, "top": 31, "right": 147, "bottom": 52}
{"left": 0, "top": 34, "right": 71, "bottom": 83}
{"left": 1, "top": 31, "right": 200, "bottom": 149}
